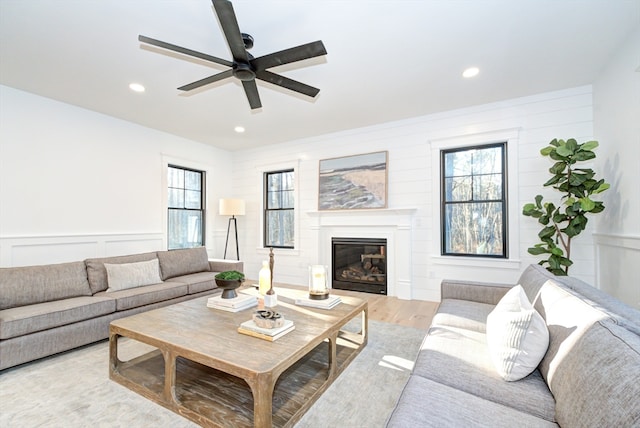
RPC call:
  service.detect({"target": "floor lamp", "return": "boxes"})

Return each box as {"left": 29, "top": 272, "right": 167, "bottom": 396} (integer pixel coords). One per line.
{"left": 219, "top": 199, "right": 245, "bottom": 260}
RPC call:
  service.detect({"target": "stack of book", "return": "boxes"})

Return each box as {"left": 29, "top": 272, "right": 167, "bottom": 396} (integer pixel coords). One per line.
{"left": 294, "top": 294, "right": 342, "bottom": 310}
{"left": 238, "top": 319, "right": 295, "bottom": 341}
{"left": 207, "top": 293, "right": 257, "bottom": 312}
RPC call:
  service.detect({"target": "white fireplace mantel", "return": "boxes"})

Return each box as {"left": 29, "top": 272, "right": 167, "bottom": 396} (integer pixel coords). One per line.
{"left": 306, "top": 208, "right": 417, "bottom": 299}
{"left": 306, "top": 207, "right": 417, "bottom": 217}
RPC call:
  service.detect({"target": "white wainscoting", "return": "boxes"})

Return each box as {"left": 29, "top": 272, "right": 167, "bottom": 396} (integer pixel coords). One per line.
{"left": 594, "top": 233, "right": 640, "bottom": 309}
{"left": 0, "top": 233, "right": 166, "bottom": 267}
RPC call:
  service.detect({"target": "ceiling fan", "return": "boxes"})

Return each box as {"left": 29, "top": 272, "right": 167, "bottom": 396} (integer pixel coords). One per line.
{"left": 138, "top": 0, "right": 327, "bottom": 110}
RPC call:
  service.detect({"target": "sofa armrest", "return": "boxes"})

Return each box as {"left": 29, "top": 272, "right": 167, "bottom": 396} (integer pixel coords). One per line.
{"left": 441, "top": 279, "right": 513, "bottom": 306}
{"left": 208, "top": 259, "right": 244, "bottom": 274}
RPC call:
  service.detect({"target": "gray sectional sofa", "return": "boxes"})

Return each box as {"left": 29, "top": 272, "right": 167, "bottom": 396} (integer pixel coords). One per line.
{"left": 387, "top": 264, "right": 640, "bottom": 427}
{"left": 0, "top": 247, "right": 242, "bottom": 370}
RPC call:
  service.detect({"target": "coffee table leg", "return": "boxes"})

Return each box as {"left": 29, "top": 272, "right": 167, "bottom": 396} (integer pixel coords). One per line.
{"left": 362, "top": 307, "right": 369, "bottom": 342}
{"left": 248, "top": 374, "right": 274, "bottom": 428}
{"left": 109, "top": 331, "right": 120, "bottom": 374}
{"left": 327, "top": 334, "right": 337, "bottom": 379}
{"left": 163, "top": 350, "right": 178, "bottom": 404}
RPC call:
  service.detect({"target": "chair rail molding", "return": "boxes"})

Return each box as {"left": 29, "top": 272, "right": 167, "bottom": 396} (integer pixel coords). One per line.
{"left": 0, "top": 232, "right": 166, "bottom": 267}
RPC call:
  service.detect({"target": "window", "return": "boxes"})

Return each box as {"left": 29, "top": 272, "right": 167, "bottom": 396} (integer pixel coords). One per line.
{"left": 167, "top": 165, "right": 205, "bottom": 250}
{"left": 264, "top": 169, "right": 294, "bottom": 248}
{"left": 441, "top": 143, "right": 507, "bottom": 257}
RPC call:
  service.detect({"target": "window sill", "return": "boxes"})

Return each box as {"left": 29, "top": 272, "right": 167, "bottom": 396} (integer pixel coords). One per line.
{"left": 430, "top": 255, "right": 521, "bottom": 270}
{"left": 257, "top": 247, "right": 300, "bottom": 257}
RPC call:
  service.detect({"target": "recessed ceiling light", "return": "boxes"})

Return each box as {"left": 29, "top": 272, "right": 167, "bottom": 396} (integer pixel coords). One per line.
{"left": 234, "top": 126, "right": 245, "bottom": 133}
{"left": 462, "top": 67, "right": 480, "bottom": 78}
{"left": 129, "top": 83, "right": 145, "bottom": 93}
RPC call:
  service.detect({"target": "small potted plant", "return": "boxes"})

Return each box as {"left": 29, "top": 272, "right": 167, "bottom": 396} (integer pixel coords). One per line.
{"left": 215, "top": 270, "right": 245, "bottom": 299}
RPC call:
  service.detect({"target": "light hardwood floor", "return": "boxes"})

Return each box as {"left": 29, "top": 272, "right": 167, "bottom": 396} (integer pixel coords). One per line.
{"left": 255, "top": 282, "right": 440, "bottom": 331}
{"left": 309, "top": 286, "right": 439, "bottom": 330}
{"left": 354, "top": 292, "right": 439, "bottom": 330}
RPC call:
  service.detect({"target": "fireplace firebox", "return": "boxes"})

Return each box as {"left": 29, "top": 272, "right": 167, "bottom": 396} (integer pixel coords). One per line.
{"left": 331, "top": 237, "right": 387, "bottom": 295}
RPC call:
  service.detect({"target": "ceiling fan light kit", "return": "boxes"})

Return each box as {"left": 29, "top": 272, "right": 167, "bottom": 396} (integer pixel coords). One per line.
{"left": 138, "top": 0, "right": 327, "bottom": 110}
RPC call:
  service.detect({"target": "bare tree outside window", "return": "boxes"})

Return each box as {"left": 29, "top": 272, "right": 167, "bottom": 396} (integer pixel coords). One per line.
{"left": 264, "top": 170, "right": 294, "bottom": 248}
{"left": 168, "top": 165, "right": 205, "bottom": 249}
{"left": 441, "top": 143, "right": 507, "bottom": 257}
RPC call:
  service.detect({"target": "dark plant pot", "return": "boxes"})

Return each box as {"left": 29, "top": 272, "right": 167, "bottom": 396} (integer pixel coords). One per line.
{"left": 215, "top": 279, "right": 243, "bottom": 299}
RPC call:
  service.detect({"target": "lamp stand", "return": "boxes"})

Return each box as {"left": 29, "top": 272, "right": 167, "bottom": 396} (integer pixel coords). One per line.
{"left": 223, "top": 216, "right": 240, "bottom": 260}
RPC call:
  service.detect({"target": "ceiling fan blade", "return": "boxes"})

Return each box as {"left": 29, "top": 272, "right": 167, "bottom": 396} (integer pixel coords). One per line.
{"left": 251, "top": 41, "right": 327, "bottom": 71}
{"left": 138, "top": 35, "right": 232, "bottom": 67}
{"left": 212, "top": 0, "right": 248, "bottom": 62}
{"left": 255, "top": 70, "right": 320, "bottom": 98}
{"left": 242, "top": 80, "right": 262, "bottom": 109}
{"left": 178, "top": 69, "right": 234, "bottom": 91}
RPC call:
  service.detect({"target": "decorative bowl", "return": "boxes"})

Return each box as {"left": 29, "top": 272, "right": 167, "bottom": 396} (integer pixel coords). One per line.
{"left": 253, "top": 310, "right": 285, "bottom": 329}
{"left": 215, "top": 279, "right": 243, "bottom": 299}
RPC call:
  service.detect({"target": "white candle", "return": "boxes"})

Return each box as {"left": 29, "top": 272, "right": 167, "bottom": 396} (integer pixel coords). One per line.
{"left": 310, "top": 265, "right": 326, "bottom": 292}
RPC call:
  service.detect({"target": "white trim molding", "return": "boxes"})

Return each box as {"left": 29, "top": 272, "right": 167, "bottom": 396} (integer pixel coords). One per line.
{"left": 255, "top": 159, "right": 301, "bottom": 256}
{"left": 0, "top": 233, "right": 165, "bottom": 267}
{"left": 593, "top": 232, "right": 640, "bottom": 250}
{"left": 593, "top": 232, "right": 640, "bottom": 308}
{"left": 429, "top": 127, "right": 522, "bottom": 269}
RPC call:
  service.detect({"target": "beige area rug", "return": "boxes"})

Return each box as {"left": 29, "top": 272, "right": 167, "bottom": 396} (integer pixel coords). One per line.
{"left": 0, "top": 320, "right": 424, "bottom": 428}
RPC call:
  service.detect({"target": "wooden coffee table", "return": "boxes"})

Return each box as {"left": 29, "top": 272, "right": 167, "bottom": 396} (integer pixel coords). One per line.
{"left": 109, "top": 286, "right": 368, "bottom": 428}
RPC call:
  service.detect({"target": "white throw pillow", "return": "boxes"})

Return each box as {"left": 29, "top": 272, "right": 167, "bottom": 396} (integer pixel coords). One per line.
{"left": 486, "top": 284, "right": 549, "bottom": 381}
{"left": 104, "top": 259, "right": 162, "bottom": 292}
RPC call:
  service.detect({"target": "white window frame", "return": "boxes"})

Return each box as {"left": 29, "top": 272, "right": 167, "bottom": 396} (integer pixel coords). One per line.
{"left": 255, "top": 159, "right": 300, "bottom": 256}
{"left": 161, "top": 154, "right": 213, "bottom": 252}
{"left": 430, "top": 128, "right": 521, "bottom": 269}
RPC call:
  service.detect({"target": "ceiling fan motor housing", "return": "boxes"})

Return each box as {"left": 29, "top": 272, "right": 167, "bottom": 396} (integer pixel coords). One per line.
{"left": 233, "top": 62, "right": 255, "bottom": 81}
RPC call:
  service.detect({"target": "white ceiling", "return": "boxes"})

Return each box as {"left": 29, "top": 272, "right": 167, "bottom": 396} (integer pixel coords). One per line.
{"left": 1, "top": 1, "right": 638, "bottom": 151}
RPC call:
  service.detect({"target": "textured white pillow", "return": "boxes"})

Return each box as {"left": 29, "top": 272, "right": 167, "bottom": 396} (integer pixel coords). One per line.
{"left": 486, "top": 285, "right": 549, "bottom": 381}
{"left": 104, "top": 259, "right": 162, "bottom": 292}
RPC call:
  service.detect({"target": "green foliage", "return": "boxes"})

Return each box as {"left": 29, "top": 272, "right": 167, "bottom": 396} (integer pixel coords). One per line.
{"left": 215, "top": 270, "right": 245, "bottom": 280}
{"left": 522, "top": 138, "right": 609, "bottom": 275}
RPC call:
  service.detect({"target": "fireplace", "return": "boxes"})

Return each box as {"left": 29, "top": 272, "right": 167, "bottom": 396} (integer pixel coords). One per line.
{"left": 331, "top": 237, "right": 387, "bottom": 295}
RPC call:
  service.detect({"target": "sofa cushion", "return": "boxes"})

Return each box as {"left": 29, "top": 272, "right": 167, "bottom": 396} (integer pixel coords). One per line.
{"left": 95, "top": 281, "right": 188, "bottom": 311}
{"left": 104, "top": 259, "right": 162, "bottom": 292}
{"left": 386, "top": 375, "right": 558, "bottom": 428}
{"left": 518, "top": 264, "right": 640, "bottom": 334}
{"left": 534, "top": 279, "right": 611, "bottom": 385}
{"left": 432, "top": 299, "right": 495, "bottom": 333}
{"left": 552, "top": 320, "right": 640, "bottom": 427}
{"left": 85, "top": 252, "right": 158, "bottom": 294}
{"left": 486, "top": 285, "right": 549, "bottom": 381}
{"left": 0, "top": 296, "right": 115, "bottom": 339}
{"left": 413, "top": 324, "right": 556, "bottom": 422}
{"left": 517, "top": 264, "right": 555, "bottom": 303}
{"left": 156, "top": 247, "right": 210, "bottom": 280}
{"left": 169, "top": 271, "right": 217, "bottom": 294}
{"left": 555, "top": 275, "right": 640, "bottom": 335}
{"left": 441, "top": 279, "right": 512, "bottom": 306}
{"left": 208, "top": 259, "right": 244, "bottom": 275}
{"left": 0, "top": 261, "right": 92, "bottom": 310}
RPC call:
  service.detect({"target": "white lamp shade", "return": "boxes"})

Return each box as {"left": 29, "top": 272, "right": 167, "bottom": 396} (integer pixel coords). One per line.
{"left": 219, "top": 199, "right": 245, "bottom": 216}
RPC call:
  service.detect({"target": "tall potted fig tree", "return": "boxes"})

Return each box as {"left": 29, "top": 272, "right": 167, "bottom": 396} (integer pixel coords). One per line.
{"left": 522, "top": 138, "right": 609, "bottom": 275}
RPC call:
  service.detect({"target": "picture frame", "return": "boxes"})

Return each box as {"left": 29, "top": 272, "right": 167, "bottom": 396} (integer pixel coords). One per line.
{"left": 318, "top": 151, "right": 388, "bottom": 210}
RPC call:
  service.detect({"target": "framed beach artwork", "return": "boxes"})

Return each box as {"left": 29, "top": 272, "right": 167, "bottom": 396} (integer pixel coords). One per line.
{"left": 318, "top": 151, "right": 388, "bottom": 210}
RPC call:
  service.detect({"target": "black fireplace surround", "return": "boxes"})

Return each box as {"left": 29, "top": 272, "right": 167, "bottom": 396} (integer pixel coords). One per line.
{"left": 331, "top": 237, "right": 387, "bottom": 295}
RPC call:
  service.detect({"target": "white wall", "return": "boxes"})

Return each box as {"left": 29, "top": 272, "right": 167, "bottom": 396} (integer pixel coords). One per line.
{"left": 0, "top": 85, "right": 234, "bottom": 266}
{"left": 232, "top": 86, "right": 597, "bottom": 301}
{"left": 593, "top": 27, "right": 640, "bottom": 309}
